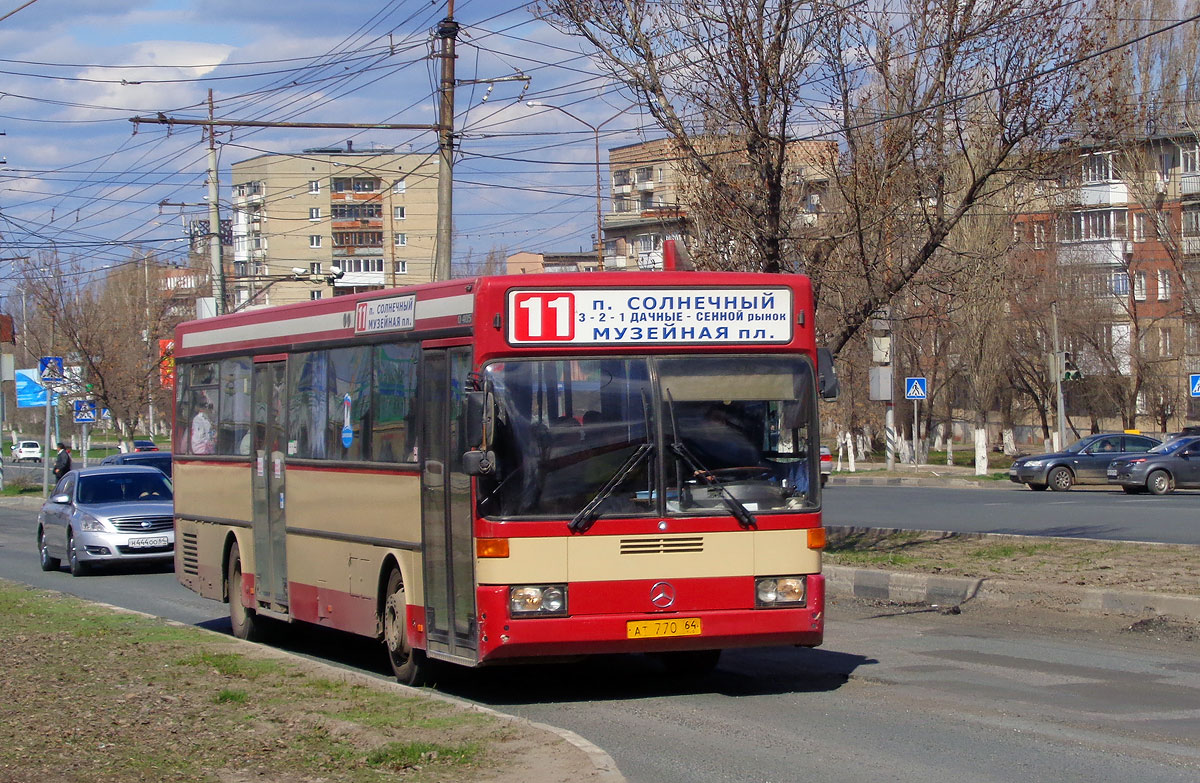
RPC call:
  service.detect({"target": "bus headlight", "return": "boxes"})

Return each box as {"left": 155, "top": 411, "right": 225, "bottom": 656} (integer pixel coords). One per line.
{"left": 509, "top": 585, "right": 567, "bottom": 616}
{"left": 756, "top": 576, "right": 807, "bottom": 607}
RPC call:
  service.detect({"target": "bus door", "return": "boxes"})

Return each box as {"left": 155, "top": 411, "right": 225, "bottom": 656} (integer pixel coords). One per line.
{"left": 419, "top": 346, "right": 477, "bottom": 664}
{"left": 251, "top": 360, "right": 288, "bottom": 613}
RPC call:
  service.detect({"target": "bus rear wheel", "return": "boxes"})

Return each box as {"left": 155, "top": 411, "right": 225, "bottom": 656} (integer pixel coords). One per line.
{"left": 227, "top": 542, "right": 263, "bottom": 642}
{"left": 384, "top": 568, "right": 428, "bottom": 686}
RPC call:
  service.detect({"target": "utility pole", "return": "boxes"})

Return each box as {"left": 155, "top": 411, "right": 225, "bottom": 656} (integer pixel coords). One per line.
{"left": 207, "top": 90, "right": 225, "bottom": 315}
{"left": 1051, "top": 302, "right": 1066, "bottom": 450}
{"left": 433, "top": 6, "right": 458, "bottom": 282}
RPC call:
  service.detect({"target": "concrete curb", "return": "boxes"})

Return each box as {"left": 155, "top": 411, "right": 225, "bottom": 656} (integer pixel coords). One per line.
{"left": 824, "top": 564, "right": 1200, "bottom": 622}
{"left": 829, "top": 475, "right": 989, "bottom": 488}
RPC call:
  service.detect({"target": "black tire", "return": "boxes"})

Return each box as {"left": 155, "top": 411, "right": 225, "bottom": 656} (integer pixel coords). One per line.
{"left": 38, "top": 528, "right": 60, "bottom": 572}
{"left": 67, "top": 531, "right": 88, "bottom": 577}
{"left": 227, "top": 542, "right": 263, "bottom": 641}
{"left": 383, "top": 568, "right": 428, "bottom": 686}
{"left": 1147, "top": 470, "right": 1173, "bottom": 496}
{"left": 820, "top": 474, "right": 828, "bottom": 488}
{"left": 657, "top": 649, "right": 722, "bottom": 677}
{"left": 1027, "top": 482, "right": 1048, "bottom": 491}
{"left": 1047, "top": 466, "right": 1073, "bottom": 491}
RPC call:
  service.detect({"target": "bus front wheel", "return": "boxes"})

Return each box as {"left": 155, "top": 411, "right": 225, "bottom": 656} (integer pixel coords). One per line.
{"left": 227, "top": 542, "right": 263, "bottom": 642}
{"left": 384, "top": 568, "right": 428, "bottom": 686}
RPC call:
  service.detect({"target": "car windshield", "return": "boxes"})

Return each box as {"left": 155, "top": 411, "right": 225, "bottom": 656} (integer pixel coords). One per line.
{"left": 77, "top": 473, "right": 173, "bottom": 504}
{"left": 1149, "top": 438, "right": 1198, "bottom": 455}
{"left": 476, "top": 354, "right": 818, "bottom": 519}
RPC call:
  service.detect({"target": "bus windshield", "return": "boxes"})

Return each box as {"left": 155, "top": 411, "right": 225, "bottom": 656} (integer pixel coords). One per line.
{"left": 477, "top": 355, "right": 818, "bottom": 519}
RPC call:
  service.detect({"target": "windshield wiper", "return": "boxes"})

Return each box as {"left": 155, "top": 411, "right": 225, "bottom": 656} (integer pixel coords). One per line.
{"left": 664, "top": 391, "right": 757, "bottom": 529}
{"left": 568, "top": 442, "right": 653, "bottom": 533}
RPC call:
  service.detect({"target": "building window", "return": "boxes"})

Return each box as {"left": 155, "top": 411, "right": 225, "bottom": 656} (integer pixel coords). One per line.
{"left": 331, "top": 203, "right": 382, "bottom": 219}
{"left": 1081, "top": 152, "right": 1114, "bottom": 184}
{"left": 1133, "top": 271, "right": 1147, "bottom": 301}
{"left": 354, "top": 178, "right": 379, "bottom": 192}
{"left": 1183, "top": 145, "right": 1199, "bottom": 174}
{"left": 395, "top": 260, "right": 408, "bottom": 274}
{"left": 309, "top": 262, "right": 322, "bottom": 274}
{"left": 393, "top": 206, "right": 406, "bottom": 220}
{"left": 1184, "top": 207, "right": 1200, "bottom": 238}
{"left": 1110, "top": 271, "right": 1130, "bottom": 296}
{"left": 309, "top": 208, "right": 321, "bottom": 221}
{"left": 309, "top": 235, "right": 322, "bottom": 248}
{"left": 1060, "top": 209, "right": 1126, "bottom": 242}
{"left": 308, "top": 180, "right": 320, "bottom": 194}
{"left": 310, "top": 290, "right": 323, "bottom": 301}
{"left": 1188, "top": 322, "right": 1200, "bottom": 354}
{"left": 1158, "top": 269, "right": 1172, "bottom": 300}
{"left": 1033, "top": 223, "right": 1046, "bottom": 250}
{"left": 1160, "top": 327, "right": 1173, "bottom": 356}
{"left": 394, "top": 233, "right": 407, "bottom": 247}
{"left": 332, "top": 178, "right": 349, "bottom": 193}
{"left": 1132, "top": 213, "right": 1147, "bottom": 242}
{"left": 392, "top": 179, "right": 406, "bottom": 194}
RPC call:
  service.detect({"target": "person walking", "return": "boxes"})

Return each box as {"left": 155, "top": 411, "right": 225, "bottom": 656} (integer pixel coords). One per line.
{"left": 53, "top": 442, "right": 72, "bottom": 482}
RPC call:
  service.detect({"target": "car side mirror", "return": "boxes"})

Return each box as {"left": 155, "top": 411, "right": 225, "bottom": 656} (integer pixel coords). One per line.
{"left": 50, "top": 494, "right": 70, "bottom": 504}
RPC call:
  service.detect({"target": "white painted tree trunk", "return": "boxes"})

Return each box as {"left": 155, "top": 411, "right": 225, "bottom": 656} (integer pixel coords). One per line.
{"left": 974, "top": 425, "right": 989, "bottom": 475}
{"left": 1002, "top": 427, "right": 1016, "bottom": 456}
{"left": 932, "top": 423, "right": 944, "bottom": 451}
{"left": 947, "top": 422, "right": 954, "bottom": 466}
{"left": 846, "top": 431, "right": 856, "bottom": 472}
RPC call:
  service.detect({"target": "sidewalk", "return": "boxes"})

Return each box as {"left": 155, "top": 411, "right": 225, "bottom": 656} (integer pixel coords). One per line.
{"left": 827, "top": 459, "right": 1018, "bottom": 489}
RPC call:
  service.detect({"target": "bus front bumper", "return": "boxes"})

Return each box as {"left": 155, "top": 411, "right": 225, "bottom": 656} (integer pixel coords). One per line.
{"left": 475, "top": 574, "right": 824, "bottom": 663}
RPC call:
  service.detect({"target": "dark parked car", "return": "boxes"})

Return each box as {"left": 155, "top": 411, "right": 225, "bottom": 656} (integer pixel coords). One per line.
{"left": 1107, "top": 435, "right": 1200, "bottom": 495}
{"left": 36, "top": 466, "right": 174, "bottom": 576}
{"left": 100, "top": 451, "right": 172, "bottom": 477}
{"left": 132, "top": 439, "right": 159, "bottom": 452}
{"left": 1008, "top": 432, "right": 1161, "bottom": 491}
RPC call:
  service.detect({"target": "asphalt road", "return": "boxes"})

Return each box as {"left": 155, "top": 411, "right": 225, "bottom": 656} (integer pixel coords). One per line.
{"left": 824, "top": 483, "right": 1200, "bottom": 545}
{"left": 2, "top": 500, "right": 1199, "bottom": 782}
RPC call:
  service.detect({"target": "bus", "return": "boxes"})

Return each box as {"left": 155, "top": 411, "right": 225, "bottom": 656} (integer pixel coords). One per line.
{"left": 173, "top": 268, "right": 836, "bottom": 684}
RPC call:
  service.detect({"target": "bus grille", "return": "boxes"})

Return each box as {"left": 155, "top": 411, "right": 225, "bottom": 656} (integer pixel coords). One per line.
{"left": 181, "top": 530, "right": 199, "bottom": 576}
{"left": 620, "top": 536, "right": 704, "bottom": 555}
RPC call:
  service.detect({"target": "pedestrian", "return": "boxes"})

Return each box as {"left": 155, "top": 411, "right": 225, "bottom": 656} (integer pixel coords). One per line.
{"left": 53, "top": 442, "right": 72, "bottom": 481}
{"left": 191, "top": 400, "right": 216, "bottom": 455}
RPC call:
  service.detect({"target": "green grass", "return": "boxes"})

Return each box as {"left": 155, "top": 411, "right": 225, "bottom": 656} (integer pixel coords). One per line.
{"left": 214, "top": 688, "right": 249, "bottom": 704}
{"left": 364, "top": 740, "right": 481, "bottom": 770}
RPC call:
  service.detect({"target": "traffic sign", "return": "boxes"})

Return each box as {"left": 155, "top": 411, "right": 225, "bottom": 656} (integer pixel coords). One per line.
{"left": 39, "top": 356, "right": 64, "bottom": 384}
{"left": 904, "top": 376, "right": 927, "bottom": 400}
{"left": 1190, "top": 374, "right": 1200, "bottom": 398}
{"left": 73, "top": 399, "right": 97, "bottom": 423}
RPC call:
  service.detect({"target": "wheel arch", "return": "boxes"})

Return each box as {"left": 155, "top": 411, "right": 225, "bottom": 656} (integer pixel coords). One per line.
{"left": 375, "top": 553, "right": 415, "bottom": 639}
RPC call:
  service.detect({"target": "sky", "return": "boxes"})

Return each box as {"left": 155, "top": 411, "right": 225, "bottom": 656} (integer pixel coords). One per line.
{"left": 0, "top": 0, "right": 655, "bottom": 291}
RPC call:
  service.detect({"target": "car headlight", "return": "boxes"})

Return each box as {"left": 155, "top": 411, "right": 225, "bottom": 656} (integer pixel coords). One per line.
{"left": 76, "top": 512, "right": 110, "bottom": 532}
{"left": 1022, "top": 459, "right": 1043, "bottom": 468}
{"left": 756, "top": 576, "right": 807, "bottom": 607}
{"left": 509, "top": 585, "right": 567, "bottom": 617}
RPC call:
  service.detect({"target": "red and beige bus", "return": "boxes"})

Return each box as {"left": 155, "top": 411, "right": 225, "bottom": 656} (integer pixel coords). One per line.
{"left": 173, "top": 268, "right": 834, "bottom": 683}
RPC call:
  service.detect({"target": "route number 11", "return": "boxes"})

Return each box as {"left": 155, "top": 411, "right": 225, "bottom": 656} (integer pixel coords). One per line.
{"left": 511, "top": 292, "right": 576, "bottom": 342}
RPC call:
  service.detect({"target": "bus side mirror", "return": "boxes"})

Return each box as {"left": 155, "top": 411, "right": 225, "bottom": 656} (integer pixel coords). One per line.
{"left": 465, "top": 389, "right": 495, "bottom": 450}
{"left": 463, "top": 449, "right": 496, "bottom": 476}
{"left": 817, "top": 347, "right": 840, "bottom": 400}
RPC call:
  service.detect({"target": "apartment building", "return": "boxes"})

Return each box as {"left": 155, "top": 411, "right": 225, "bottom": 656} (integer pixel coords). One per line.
{"left": 229, "top": 143, "right": 437, "bottom": 309}
{"left": 1011, "top": 128, "right": 1200, "bottom": 424}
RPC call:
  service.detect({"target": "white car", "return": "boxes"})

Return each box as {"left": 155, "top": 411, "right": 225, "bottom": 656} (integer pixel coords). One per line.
{"left": 820, "top": 445, "right": 832, "bottom": 487}
{"left": 11, "top": 440, "right": 42, "bottom": 462}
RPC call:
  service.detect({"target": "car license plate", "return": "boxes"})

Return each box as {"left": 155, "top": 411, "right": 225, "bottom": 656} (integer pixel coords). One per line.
{"left": 128, "top": 536, "right": 168, "bottom": 548}
{"left": 1107, "top": 469, "right": 1118, "bottom": 477}
{"left": 626, "top": 617, "right": 702, "bottom": 639}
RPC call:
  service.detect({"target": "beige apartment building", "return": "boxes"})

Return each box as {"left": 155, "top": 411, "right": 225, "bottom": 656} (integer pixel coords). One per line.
{"left": 229, "top": 143, "right": 438, "bottom": 309}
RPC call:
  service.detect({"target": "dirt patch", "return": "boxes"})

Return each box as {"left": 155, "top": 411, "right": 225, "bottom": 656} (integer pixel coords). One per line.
{"left": 825, "top": 526, "right": 1200, "bottom": 596}
{"left": 0, "top": 581, "right": 609, "bottom": 783}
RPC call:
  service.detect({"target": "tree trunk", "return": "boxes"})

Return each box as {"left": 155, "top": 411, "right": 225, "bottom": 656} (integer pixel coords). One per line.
{"left": 973, "top": 413, "right": 989, "bottom": 475}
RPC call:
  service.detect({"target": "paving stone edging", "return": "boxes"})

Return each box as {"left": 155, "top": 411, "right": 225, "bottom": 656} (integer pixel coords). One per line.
{"left": 824, "top": 564, "right": 1200, "bottom": 622}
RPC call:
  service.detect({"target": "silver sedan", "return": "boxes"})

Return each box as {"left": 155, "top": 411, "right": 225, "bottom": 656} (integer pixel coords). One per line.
{"left": 36, "top": 465, "right": 174, "bottom": 576}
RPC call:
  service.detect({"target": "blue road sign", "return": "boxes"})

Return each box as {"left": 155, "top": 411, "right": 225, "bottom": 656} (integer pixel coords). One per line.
{"left": 904, "top": 376, "right": 928, "bottom": 400}
{"left": 1190, "top": 374, "right": 1200, "bottom": 398}
{"left": 15, "top": 369, "right": 54, "bottom": 407}
{"left": 39, "top": 356, "right": 64, "bottom": 383}
{"left": 73, "top": 399, "right": 97, "bottom": 423}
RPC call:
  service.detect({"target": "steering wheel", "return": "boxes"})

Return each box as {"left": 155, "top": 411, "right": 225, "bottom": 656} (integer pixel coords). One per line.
{"left": 698, "top": 466, "right": 774, "bottom": 482}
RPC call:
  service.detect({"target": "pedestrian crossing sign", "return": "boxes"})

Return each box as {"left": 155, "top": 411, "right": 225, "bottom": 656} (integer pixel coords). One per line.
{"left": 904, "top": 377, "right": 927, "bottom": 400}
{"left": 1190, "top": 374, "right": 1200, "bottom": 398}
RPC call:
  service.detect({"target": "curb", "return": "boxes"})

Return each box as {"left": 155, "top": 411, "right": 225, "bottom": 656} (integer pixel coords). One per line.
{"left": 824, "top": 564, "right": 1200, "bottom": 622}
{"left": 829, "top": 475, "right": 989, "bottom": 488}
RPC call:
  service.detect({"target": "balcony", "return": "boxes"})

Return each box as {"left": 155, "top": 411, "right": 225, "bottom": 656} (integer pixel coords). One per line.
{"left": 1055, "top": 240, "right": 1125, "bottom": 266}
{"left": 1079, "top": 182, "right": 1129, "bottom": 206}
{"left": 1184, "top": 236, "right": 1200, "bottom": 256}
{"left": 636, "top": 180, "right": 655, "bottom": 192}
{"left": 612, "top": 184, "right": 632, "bottom": 195}
{"left": 1183, "top": 174, "right": 1200, "bottom": 197}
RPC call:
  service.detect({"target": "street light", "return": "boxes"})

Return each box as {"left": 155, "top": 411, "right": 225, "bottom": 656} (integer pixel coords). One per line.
{"left": 526, "top": 101, "right": 629, "bottom": 271}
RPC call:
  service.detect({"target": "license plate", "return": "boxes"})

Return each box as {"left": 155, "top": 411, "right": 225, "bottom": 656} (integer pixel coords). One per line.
{"left": 626, "top": 617, "right": 702, "bottom": 639}
{"left": 128, "top": 536, "right": 169, "bottom": 548}
{"left": 1107, "top": 469, "right": 1117, "bottom": 477}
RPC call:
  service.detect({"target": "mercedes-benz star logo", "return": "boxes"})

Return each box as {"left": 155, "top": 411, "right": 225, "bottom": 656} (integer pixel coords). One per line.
{"left": 650, "top": 581, "right": 675, "bottom": 608}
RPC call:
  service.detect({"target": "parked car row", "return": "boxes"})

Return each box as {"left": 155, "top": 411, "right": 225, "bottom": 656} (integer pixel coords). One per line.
{"left": 1010, "top": 431, "right": 1200, "bottom": 495}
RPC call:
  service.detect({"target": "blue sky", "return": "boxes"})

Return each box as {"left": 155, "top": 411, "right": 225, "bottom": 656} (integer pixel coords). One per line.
{"left": 0, "top": 0, "right": 652, "bottom": 288}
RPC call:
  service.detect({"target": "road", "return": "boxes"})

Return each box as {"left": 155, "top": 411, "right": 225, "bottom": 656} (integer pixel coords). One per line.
{"left": 824, "top": 483, "right": 1200, "bottom": 545}
{"left": 1, "top": 500, "right": 1198, "bottom": 782}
